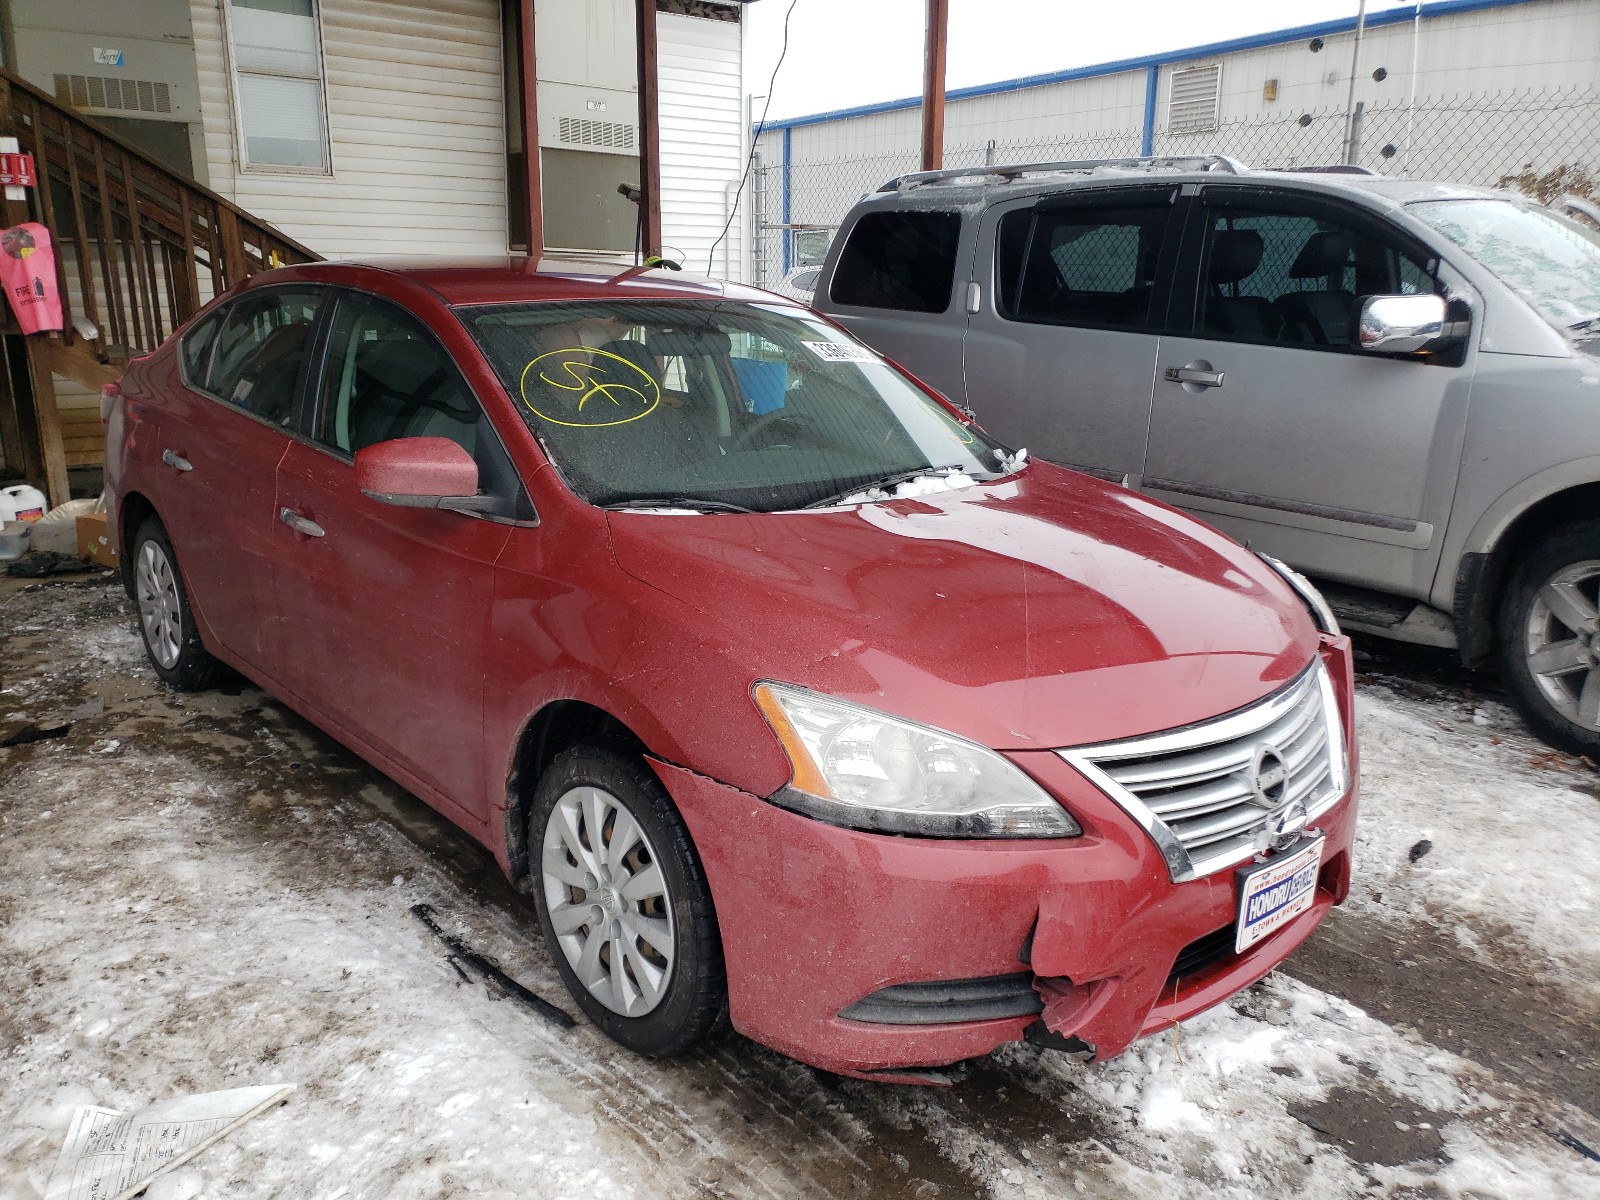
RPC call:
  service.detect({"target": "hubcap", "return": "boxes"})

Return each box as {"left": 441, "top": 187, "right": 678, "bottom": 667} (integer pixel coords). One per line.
{"left": 540, "top": 785, "right": 675, "bottom": 1018}
{"left": 1524, "top": 560, "right": 1600, "bottom": 731}
{"left": 135, "top": 540, "right": 183, "bottom": 670}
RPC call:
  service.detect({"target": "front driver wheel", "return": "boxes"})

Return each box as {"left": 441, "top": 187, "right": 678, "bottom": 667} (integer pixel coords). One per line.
{"left": 1497, "top": 520, "right": 1600, "bottom": 757}
{"left": 530, "top": 738, "right": 726, "bottom": 1056}
{"left": 131, "top": 516, "right": 221, "bottom": 691}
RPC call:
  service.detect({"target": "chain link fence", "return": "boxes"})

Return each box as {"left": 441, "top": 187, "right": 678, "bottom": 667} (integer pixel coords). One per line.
{"left": 752, "top": 85, "right": 1600, "bottom": 286}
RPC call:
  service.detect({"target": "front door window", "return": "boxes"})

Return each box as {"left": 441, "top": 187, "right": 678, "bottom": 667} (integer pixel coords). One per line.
{"left": 1193, "top": 206, "right": 1442, "bottom": 350}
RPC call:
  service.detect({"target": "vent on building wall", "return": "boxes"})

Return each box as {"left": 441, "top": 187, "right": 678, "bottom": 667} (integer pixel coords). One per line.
{"left": 1168, "top": 64, "right": 1221, "bottom": 133}
{"left": 557, "top": 117, "right": 636, "bottom": 150}
{"left": 54, "top": 74, "right": 173, "bottom": 116}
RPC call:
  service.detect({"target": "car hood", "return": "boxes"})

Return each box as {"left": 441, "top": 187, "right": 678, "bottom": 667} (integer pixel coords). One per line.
{"left": 605, "top": 465, "right": 1319, "bottom": 750}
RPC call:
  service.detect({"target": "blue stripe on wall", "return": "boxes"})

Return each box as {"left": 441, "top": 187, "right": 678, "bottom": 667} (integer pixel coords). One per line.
{"left": 781, "top": 126, "right": 792, "bottom": 273}
{"left": 1141, "top": 64, "right": 1158, "bottom": 156}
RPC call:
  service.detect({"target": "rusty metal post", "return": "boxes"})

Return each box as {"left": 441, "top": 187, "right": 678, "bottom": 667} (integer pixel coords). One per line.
{"left": 518, "top": 0, "right": 543, "bottom": 258}
{"left": 920, "top": 0, "right": 949, "bottom": 172}
{"left": 635, "top": 0, "right": 662, "bottom": 257}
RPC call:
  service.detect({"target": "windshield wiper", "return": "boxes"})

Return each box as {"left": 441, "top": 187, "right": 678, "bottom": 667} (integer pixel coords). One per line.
{"left": 1569, "top": 314, "right": 1600, "bottom": 334}
{"left": 602, "top": 496, "right": 757, "bottom": 514}
{"left": 801, "top": 466, "right": 977, "bottom": 510}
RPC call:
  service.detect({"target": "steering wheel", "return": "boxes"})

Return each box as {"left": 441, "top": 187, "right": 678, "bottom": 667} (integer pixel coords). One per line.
{"left": 732, "top": 409, "right": 808, "bottom": 451}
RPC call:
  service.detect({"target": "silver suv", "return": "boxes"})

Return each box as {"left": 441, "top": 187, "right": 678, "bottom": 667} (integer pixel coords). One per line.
{"left": 813, "top": 155, "right": 1600, "bottom": 756}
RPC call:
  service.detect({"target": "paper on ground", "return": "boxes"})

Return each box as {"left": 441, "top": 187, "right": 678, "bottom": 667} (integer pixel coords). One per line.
{"left": 44, "top": 1084, "right": 294, "bottom": 1200}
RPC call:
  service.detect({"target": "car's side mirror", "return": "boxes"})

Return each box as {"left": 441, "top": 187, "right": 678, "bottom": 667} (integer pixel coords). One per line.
{"left": 1355, "top": 293, "right": 1465, "bottom": 356}
{"left": 354, "top": 437, "right": 496, "bottom": 513}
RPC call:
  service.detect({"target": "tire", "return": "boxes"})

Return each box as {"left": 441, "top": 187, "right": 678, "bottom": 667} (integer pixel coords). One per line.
{"left": 529, "top": 737, "right": 727, "bottom": 1056}
{"left": 1496, "top": 519, "right": 1600, "bottom": 757}
{"left": 130, "top": 516, "right": 222, "bottom": 692}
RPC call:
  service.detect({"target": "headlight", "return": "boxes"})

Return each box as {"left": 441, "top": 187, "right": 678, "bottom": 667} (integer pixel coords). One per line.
{"left": 752, "top": 682, "right": 1081, "bottom": 838}
{"left": 1259, "top": 554, "right": 1340, "bottom": 636}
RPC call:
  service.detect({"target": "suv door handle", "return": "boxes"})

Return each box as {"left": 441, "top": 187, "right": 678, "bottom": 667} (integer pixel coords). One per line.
{"left": 161, "top": 449, "right": 193, "bottom": 472}
{"left": 1163, "top": 365, "right": 1225, "bottom": 388}
{"left": 278, "top": 507, "right": 325, "bottom": 538}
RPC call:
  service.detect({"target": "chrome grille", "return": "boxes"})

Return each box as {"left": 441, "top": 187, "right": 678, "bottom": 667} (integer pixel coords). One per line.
{"left": 1058, "top": 663, "right": 1347, "bottom": 882}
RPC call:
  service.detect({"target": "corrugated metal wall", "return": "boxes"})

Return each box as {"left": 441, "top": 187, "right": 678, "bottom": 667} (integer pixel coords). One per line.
{"left": 658, "top": 11, "right": 745, "bottom": 277}
{"left": 190, "top": 0, "right": 510, "bottom": 258}
{"left": 757, "top": 0, "right": 1600, "bottom": 217}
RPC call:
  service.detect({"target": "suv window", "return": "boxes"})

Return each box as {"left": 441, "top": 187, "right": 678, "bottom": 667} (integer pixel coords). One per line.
{"left": 1197, "top": 204, "right": 1442, "bottom": 349}
{"left": 829, "top": 211, "right": 960, "bottom": 313}
{"left": 205, "top": 288, "right": 324, "bottom": 424}
{"left": 998, "top": 203, "right": 1172, "bottom": 331}
{"left": 315, "top": 292, "right": 479, "bottom": 456}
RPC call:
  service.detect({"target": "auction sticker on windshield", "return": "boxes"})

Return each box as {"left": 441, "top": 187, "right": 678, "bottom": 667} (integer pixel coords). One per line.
{"left": 1234, "top": 835, "right": 1324, "bottom": 953}
{"left": 802, "top": 340, "right": 879, "bottom": 363}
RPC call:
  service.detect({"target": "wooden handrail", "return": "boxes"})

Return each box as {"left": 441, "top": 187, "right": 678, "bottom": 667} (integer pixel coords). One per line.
{"left": 0, "top": 65, "right": 320, "bottom": 357}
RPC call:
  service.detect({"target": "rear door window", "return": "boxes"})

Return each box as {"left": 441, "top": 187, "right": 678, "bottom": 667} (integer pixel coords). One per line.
{"left": 998, "top": 199, "right": 1176, "bottom": 332}
{"left": 204, "top": 288, "right": 325, "bottom": 424}
{"left": 828, "top": 211, "right": 961, "bottom": 313}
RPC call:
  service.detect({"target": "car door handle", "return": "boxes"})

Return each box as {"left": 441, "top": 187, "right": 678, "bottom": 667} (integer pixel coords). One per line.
{"left": 161, "top": 449, "right": 193, "bottom": 472}
{"left": 1163, "top": 366, "right": 1225, "bottom": 388}
{"left": 278, "top": 507, "right": 325, "bottom": 538}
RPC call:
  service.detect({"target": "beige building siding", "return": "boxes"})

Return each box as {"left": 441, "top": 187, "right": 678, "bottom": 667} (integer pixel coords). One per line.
{"left": 658, "top": 11, "right": 745, "bottom": 279}
{"left": 189, "top": 0, "right": 509, "bottom": 259}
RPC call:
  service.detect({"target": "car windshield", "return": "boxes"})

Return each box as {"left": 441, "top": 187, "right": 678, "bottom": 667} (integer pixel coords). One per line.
{"left": 1408, "top": 197, "right": 1600, "bottom": 334}
{"left": 458, "top": 299, "right": 1016, "bottom": 511}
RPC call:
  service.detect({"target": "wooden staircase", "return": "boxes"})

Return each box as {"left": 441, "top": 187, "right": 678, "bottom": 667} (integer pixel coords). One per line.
{"left": 0, "top": 67, "right": 319, "bottom": 505}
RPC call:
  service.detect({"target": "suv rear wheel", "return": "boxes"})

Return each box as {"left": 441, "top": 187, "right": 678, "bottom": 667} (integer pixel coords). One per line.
{"left": 1497, "top": 520, "right": 1600, "bottom": 757}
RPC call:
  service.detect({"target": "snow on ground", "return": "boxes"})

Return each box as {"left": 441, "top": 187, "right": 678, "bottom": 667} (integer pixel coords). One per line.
{"left": 2, "top": 578, "right": 1598, "bottom": 1199}
{"left": 1348, "top": 683, "right": 1600, "bottom": 996}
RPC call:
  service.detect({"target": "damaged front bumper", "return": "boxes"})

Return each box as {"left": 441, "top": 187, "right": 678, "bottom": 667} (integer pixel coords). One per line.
{"left": 653, "top": 640, "right": 1358, "bottom": 1084}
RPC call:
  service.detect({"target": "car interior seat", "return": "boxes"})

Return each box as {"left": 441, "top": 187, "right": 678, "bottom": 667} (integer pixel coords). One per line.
{"left": 1203, "top": 228, "right": 1285, "bottom": 342}
{"left": 1275, "top": 231, "right": 1357, "bottom": 346}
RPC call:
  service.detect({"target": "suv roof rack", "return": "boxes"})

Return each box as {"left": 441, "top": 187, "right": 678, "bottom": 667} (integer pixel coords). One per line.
{"left": 879, "top": 154, "right": 1249, "bottom": 192}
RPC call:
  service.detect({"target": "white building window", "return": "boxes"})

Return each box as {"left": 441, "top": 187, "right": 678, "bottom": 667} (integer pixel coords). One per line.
{"left": 225, "top": 0, "right": 331, "bottom": 173}
{"left": 1168, "top": 64, "right": 1222, "bottom": 134}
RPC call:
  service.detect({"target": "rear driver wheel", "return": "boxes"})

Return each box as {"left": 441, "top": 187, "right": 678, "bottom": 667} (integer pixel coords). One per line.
{"left": 1497, "top": 520, "right": 1600, "bottom": 757}
{"left": 132, "top": 517, "right": 221, "bottom": 691}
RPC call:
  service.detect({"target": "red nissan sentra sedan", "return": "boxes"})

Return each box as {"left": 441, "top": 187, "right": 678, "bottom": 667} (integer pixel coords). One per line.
{"left": 103, "top": 259, "right": 1358, "bottom": 1084}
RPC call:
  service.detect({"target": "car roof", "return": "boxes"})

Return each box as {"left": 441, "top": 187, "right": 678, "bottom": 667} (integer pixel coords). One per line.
{"left": 256, "top": 256, "right": 793, "bottom": 309}
{"left": 861, "top": 164, "right": 1504, "bottom": 213}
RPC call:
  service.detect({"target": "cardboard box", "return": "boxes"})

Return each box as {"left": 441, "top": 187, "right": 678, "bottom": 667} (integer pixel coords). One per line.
{"left": 76, "top": 511, "right": 117, "bottom": 568}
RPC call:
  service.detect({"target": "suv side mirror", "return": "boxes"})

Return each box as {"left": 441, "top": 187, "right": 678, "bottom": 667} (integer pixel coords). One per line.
{"left": 1355, "top": 293, "right": 1463, "bottom": 356}
{"left": 355, "top": 437, "right": 497, "bottom": 513}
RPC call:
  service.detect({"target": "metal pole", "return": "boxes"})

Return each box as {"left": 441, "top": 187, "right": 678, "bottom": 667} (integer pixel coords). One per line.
{"left": 635, "top": 0, "right": 662, "bottom": 258}
{"left": 920, "top": 0, "right": 949, "bottom": 172}
{"left": 1342, "top": 0, "right": 1368, "bottom": 165}
{"left": 1403, "top": 1, "right": 1422, "bottom": 175}
{"left": 517, "top": 0, "right": 542, "bottom": 258}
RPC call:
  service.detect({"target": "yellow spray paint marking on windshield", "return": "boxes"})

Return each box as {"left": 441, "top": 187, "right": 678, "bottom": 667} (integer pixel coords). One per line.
{"left": 519, "top": 347, "right": 661, "bottom": 428}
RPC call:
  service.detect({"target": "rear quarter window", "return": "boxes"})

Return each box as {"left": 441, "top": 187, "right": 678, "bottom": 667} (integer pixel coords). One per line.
{"left": 829, "top": 211, "right": 960, "bottom": 314}
{"left": 179, "top": 311, "right": 222, "bottom": 387}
